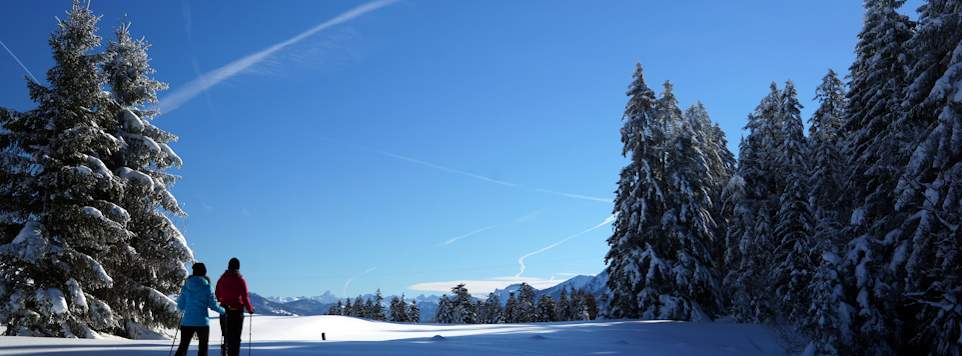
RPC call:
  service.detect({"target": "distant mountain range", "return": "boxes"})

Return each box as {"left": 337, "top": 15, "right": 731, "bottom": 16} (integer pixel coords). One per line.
{"left": 250, "top": 272, "right": 608, "bottom": 322}
{"left": 492, "top": 271, "right": 608, "bottom": 304}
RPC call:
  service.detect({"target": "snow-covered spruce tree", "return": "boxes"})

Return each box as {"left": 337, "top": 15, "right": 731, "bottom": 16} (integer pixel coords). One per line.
{"left": 481, "top": 293, "right": 502, "bottom": 324}
{"left": 770, "top": 81, "right": 815, "bottom": 324}
{"left": 388, "top": 296, "right": 404, "bottom": 322}
{"left": 0, "top": 2, "right": 146, "bottom": 337}
{"left": 515, "top": 283, "right": 538, "bottom": 323}
{"left": 724, "top": 84, "right": 782, "bottom": 323}
{"left": 802, "top": 69, "right": 855, "bottom": 355}
{"left": 535, "top": 296, "right": 557, "bottom": 322}
{"left": 406, "top": 300, "right": 420, "bottom": 323}
{"left": 366, "top": 290, "right": 385, "bottom": 321}
{"left": 328, "top": 301, "right": 343, "bottom": 316}
{"left": 97, "top": 21, "right": 193, "bottom": 337}
{"left": 894, "top": 0, "right": 962, "bottom": 353}
{"left": 683, "top": 102, "right": 736, "bottom": 272}
{"left": 605, "top": 64, "right": 668, "bottom": 319}
{"left": 446, "top": 284, "right": 478, "bottom": 324}
{"left": 504, "top": 293, "right": 518, "bottom": 323}
{"left": 653, "top": 94, "right": 723, "bottom": 321}
{"left": 435, "top": 295, "right": 452, "bottom": 323}
{"left": 556, "top": 289, "right": 572, "bottom": 321}
{"left": 838, "top": 0, "right": 914, "bottom": 352}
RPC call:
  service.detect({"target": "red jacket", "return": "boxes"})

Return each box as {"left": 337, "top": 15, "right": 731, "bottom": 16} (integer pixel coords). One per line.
{"left": 215, "top": 270, "right": 254, "bottom": 313}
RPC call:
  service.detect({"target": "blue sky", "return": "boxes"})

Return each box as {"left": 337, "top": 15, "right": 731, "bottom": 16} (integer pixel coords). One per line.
{"left": 0, "top": 1, "right": 922, "bottom": 298}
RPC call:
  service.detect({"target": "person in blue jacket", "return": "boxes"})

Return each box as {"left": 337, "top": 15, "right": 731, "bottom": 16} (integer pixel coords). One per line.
{"left": 175, "top": 263, "right": 225, "bottom": 356}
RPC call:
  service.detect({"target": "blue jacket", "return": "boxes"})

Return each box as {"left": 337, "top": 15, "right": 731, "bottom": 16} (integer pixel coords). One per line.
{"left": 176, "top": 276, "right": 225, "bottom": 326}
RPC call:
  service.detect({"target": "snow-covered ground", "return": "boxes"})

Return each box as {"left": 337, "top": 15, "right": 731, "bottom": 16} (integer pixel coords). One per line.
{"left": 0, "top": 316, "right": 787, "bottom": 355}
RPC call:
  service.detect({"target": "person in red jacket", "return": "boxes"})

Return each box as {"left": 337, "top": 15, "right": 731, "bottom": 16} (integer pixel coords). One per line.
{"left": 215, "top": 258, "right": 254, "bottom": 356}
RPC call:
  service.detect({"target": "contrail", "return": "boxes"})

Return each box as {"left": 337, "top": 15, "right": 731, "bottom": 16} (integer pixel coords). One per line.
{"left": 440, "top": 225, "right": 498, "bottom": 246}
{"left": 342, "top": 266, "right": 377, "bottom": 296}
{"left": 0, "top": 40, "right": 39, "bottom": 83}
{"left": 375, "top": 150, "right": 519, "bottom": 187}
{"left": 535, "top": 188, "right": 612, "bottom": 203}
{"left": 515, "top": 214, "right": 616, "bottom": 278}
{"left": 438, "top": 209, "right": 541, "bottom": 247}
{"left": 157, "top": 0, "right": 397, "bottom": 113}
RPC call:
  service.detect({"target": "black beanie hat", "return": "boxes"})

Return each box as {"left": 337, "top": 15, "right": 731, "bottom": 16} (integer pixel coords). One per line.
{"left": 228, "top": 257, "right": 240, "bottom": 271}
{"left": 192, "top": 262, "right": 207, "bottom": 276}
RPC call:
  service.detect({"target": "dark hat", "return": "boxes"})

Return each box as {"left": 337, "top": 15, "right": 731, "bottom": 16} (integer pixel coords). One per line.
{"left": 192, "top": 262, "right": 207, "bottom": 276}
{"left": 228, "top": 257, "right": 240, "bottom": 271}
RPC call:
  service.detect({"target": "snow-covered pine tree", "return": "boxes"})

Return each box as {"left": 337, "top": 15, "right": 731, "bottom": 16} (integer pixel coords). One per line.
{"left": 406, "top": 300, "right": 420, "bottom": 323}
{"left": 652, "top": 92, "right": 722, "bottom": 321}
{"left": 556, "top": 289, "right": 572, "bottom": 321}
{"left": 504, "top": 293, "right": 518, "bottom": 323}
{"left": 98, "top": 21, "right": 192, "bottom": 337}
{"left": 535, "top": 295, "right": 556, "bottom": 322}
{"left": 369, "top": 290, "right": 386, "bottom": 321}
{"left": 389, "top": 296, "right": 407, "bottom": 322}
{"left": 770, "top": 81, "right": 815, "bottom": 324}
{"left": 580, "top": 290, "right": 599, "bottom": 320}
{"left": 343, "top": 299, "right": 354, "bottom": 317}
{"left": 328, "top": 301, "right": 343, "bottom": 316}
{"left": 448, "top": 284, "right": 478, "bottom": 324}
{"left": 683, "top": 102, "right": 736, "bottom": 272}
{"left": 724, "top": 84, "right": 782, "bottom": 323}
{"left": 838, "top": 0, "right": 914, "bottom": 352}
{"left": 0, "top": 1, "right": 141, "bottom": 337}
{"left": 605, "top": 64, "right": 668, "bottom": 319}
{"left": 894, "top": 0, "right": 962, "bottom": 353}
{"left": 435, "top": 295, "right": 452, "bottom": 323}
{"left": 516, "top": 283, "right": 537, "bottom": 323}
{"left": 481, "top": 293, "right": 502, "bottom": 324}
{"left": 802, "top": 69, "right": 855, "bottom": 355}
{"left": 352, "top": 296, "right": 364, "bottom": 317}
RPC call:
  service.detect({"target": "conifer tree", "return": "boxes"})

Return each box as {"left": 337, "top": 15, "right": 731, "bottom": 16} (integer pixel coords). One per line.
{"left": 515, "top": 283, "right": 537, "bottom": 323}
{"left": 97, "top": 20, "right": 191, "bottom": 336}
{"left": 407, "top": 300, "right": 420, "bottom": 323}
{"left": 389, "top": 296, "right": 408, "bottom": 322}
{"left": 894, "top": 0, "right": 962, "bottom": 353}
{"left": 557, "top": 289, "right": 572, "bottom": 321}
{"left": 605, "top": 64, "right": 668, "bottom": 319}
{"left": 504, "top": 293, "right": 518, "bottom": 323}
{"left": 0, "top": 1, "right": 152, "bottom": 337}
{"left": 802, "top": 69, "right": 854, "bottom": 355}
{"left": 482, "top": 293, "right": 502, "bottom": 324}
{"left": 725, "top": 84, "right": 782, "bottom": 322}
{"left": 435, "top": 295, "right": 452, "bottom": 323}
{"left": 536, "top": 296, "right": 557, "bottom": 322}
{"left": 838, "top": 1, "right": 914, "bottom": 352}
{"left": 771, "top": 81, "right": 815, "bottom": 323}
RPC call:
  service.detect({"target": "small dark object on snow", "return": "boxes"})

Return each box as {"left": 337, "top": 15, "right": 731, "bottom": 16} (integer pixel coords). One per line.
{"left": 430, "top": 335, "right": 446, "bottom": 341}
{"left": 322, "top": 332, "right": 326, "bottom": 341}
{"left": 529, "top": 335, "right": 548, "bottom": 340}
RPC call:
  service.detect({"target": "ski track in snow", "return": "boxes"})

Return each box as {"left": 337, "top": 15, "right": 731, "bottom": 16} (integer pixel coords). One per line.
{"left": 0, "top": 315, "right": 786, "bottom": 355}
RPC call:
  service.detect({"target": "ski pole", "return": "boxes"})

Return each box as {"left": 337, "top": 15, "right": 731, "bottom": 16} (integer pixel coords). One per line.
{"left": 168, "top": 315, "right": 181, "bottom": 356}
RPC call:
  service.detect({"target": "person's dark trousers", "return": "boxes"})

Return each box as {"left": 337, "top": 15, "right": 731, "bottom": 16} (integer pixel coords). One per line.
{"left": 222, "top": 310, "right": 245, "bottom": 356}
{"left": 175, "top": 325, "right": 210, "bottom": 356}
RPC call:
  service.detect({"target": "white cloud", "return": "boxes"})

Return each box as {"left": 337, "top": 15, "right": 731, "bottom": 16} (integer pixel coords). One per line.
{"left": 408, "top": 276, "right": 563, "bottom": 296}
{"left": 157, "top": 0, "right": 397, "bottom": 114}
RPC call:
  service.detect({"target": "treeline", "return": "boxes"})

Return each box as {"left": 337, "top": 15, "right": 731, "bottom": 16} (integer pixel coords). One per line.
{"left": 326, "top": 289, "right": 422, "bottom": 323}
{"left": 435, "top": 283, "right": 598, "bottom": 324}
{"left": 604, "top": 1, "right": 962, "bottom": 355}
